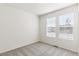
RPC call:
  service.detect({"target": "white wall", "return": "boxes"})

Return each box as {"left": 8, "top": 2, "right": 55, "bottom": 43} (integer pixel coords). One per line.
{"left": 39, "top": 4, "right": 78, "bottom": 52}
{"left": 77, "top": 3, "right": 79, "bottom": 54}
{"left": 0, "top": 4, "right": 39, "bottom": 53}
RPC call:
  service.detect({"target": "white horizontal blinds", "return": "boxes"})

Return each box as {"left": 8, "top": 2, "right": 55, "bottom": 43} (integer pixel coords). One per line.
{"left": 46, "top": 17, "right": 56, "bottom": 37}
{"left": 58, "top": 13, "right": 74, "bottom": 40}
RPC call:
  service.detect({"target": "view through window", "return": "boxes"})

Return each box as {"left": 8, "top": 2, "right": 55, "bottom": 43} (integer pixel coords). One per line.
{"left": 58, "top": 13, "right": 74, "bottom": 40}
{"left": 46, "top": 13, "right": 74, "bottom": 40}
{"left": 46, "top": 17, "right": 56, "bottom": 37}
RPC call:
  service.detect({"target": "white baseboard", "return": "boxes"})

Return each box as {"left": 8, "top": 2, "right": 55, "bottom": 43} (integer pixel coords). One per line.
{"left": 0, "top": 40, "right": 38, "bottom": 54}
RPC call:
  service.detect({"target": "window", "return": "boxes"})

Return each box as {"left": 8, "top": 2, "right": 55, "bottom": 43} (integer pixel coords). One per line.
{"left": 46, "top": 13, "right": 74, "bottom": 40}
{"left": 58, "top": 13, "right": 74, "bottom": 40}
{"left": 46, "top": 17, "right": 56, "bottom": 37}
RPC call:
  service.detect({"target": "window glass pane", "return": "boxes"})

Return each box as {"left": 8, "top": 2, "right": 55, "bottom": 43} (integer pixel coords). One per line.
{"left": 46, "top": 17, "right": 56, "bottom": 37}
{"left": 47, "top": 17, "right": 56, "bottom": 27}
{"left": 58, "top": 13, "right": 74, "bottom": 40}
{"left": 59, "top": 13, "right": 74, "bottom": 27}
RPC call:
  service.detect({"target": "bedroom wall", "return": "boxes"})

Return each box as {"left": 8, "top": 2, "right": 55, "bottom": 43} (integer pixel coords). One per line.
{"left": 0, "top": 4, "right": 39, "bottom": 53}
{"left": 39, "top": 4, "right": 78, "bottom": 52}
{"left": 77, "top": 3, "right": 79, "bottom": 54}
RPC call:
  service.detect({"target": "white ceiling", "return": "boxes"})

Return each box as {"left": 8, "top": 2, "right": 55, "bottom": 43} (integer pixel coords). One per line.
{"left": 5, "top": 3, "right": 75, "bottom": 15}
